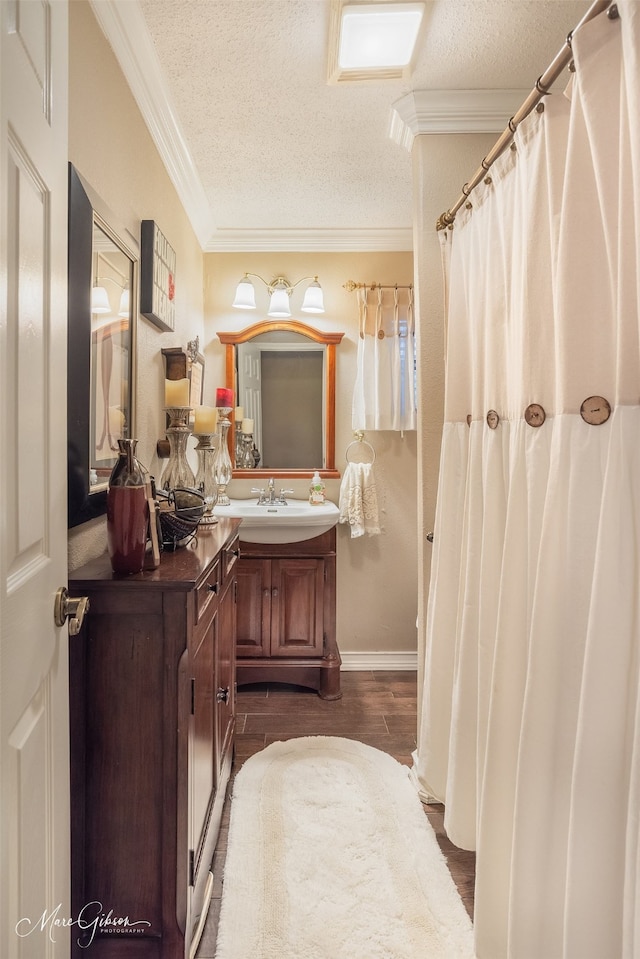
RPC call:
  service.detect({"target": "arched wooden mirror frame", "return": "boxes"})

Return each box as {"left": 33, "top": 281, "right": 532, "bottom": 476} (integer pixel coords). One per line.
{"left": 218, "top": 320, "right": 344, "bottom": 479}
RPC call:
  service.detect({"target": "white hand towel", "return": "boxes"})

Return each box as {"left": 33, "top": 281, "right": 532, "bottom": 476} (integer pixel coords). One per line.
{"left": 338, "top": 462, "right": 381, "bottom": 538}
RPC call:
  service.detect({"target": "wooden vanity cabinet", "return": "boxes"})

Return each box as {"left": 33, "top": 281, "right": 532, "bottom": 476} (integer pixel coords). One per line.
{"left": 236, "top": 528, "right": 341, "bottom": 699}
{"left": 68, "top": 520, "right": 240, "bottom": 959}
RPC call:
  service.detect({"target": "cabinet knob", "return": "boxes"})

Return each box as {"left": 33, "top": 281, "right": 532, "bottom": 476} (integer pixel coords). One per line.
{"left": 263, "top": 588, "right": 270, "bottom": 598}
{"left": 216, "top": 686, "right": 230, "bottom": 704}
{"left": 208, "top": 582, "right": 219, "bottom": 593}
{"left": 272, "top": 587, "right": 279, "bottom": 598}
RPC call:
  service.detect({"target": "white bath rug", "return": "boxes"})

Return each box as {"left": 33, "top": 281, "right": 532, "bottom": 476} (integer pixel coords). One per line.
{"left": 214, "top": 736, "right": 475, "bottom": 959}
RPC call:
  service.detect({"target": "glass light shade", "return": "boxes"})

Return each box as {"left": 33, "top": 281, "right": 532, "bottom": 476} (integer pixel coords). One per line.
{"left": 268, "top": 285, "right": 292, "bottom": 318}
{"left": 118, "top": 288, "right": 130, "bottom": 318}
{"left": 91, "top": 285, "right": 111, "bottom": 314}
{"left": 339, "top": 2, "right": 424, "bottom": 69}
{"left": 233, "top": 276, "right": 256, "bottom": 309}
{"left": 301, "top": 280, "right": 325, "bottom": 314}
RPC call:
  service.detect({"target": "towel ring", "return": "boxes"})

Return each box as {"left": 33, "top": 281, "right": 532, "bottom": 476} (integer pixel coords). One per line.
{"left": 345, "top": 432, "right": 376, "bottom": 465}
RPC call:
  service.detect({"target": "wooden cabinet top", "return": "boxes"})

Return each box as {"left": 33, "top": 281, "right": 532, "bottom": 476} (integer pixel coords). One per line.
{"left": 69, "top": 518, "right": 241, "bottom": 592}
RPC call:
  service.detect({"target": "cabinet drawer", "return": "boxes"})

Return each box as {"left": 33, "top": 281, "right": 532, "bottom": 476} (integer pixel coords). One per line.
{"left": 195, "top": 556, "right": 221, "bottom": 624}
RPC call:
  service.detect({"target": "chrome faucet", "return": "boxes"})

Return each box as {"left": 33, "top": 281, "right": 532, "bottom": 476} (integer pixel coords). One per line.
{"left": 251, "top": 478, "right": 294, "bottom": 505}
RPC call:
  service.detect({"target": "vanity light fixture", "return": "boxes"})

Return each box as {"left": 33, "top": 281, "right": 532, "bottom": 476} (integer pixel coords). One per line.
{"left": 232, "top": 274, "right": 325, "bottom": 318}
{"left": 117, "top": 285, "right": 130, "bottom": 318}
{"left": 91, "top": 283, "right": 111, "bottom": 314}
{"left": 91, "top": 276, "right": 130, "bottom": 317}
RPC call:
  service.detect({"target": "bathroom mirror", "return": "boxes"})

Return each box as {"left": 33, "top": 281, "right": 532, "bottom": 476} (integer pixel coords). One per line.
{"left": 67, "top": 164, "right": 138, "bottom": 528}
{"left": 218, "top": 321, "right": 343, "bottom": 478}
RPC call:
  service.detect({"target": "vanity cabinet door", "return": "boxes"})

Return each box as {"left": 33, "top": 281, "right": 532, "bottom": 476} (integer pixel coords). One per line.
{"left": 190, "top": 615, "right": 215, "bottom": 886}
{"left": 215, "top": 572, "right": 237, "bottom": 783}
{"left": 270, "top": 558, "right": 325, "bottom": 657}
{"left": 236, "top": 557, "right": 271, "bottom": 657}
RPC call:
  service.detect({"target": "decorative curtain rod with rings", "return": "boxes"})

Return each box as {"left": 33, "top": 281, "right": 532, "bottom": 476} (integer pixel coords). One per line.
{"left": 343, "top": 280, "right": 413, "bottom": 292}
{"left": 436, "top": 0, "right": 616, "bottom": 231}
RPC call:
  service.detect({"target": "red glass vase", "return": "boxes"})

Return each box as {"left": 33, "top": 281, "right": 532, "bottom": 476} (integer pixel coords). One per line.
{"left": 106, "top": 438, "right": 149, "bottom": 575}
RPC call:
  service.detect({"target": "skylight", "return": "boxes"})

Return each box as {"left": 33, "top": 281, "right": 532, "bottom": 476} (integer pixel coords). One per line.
{"left": 338, "top": 3, "right": 424, "bottom": 70}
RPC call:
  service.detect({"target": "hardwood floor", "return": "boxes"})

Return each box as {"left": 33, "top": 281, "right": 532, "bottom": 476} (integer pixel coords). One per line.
{"left": 195, "top": 670, "right": 475, "bottom": 958}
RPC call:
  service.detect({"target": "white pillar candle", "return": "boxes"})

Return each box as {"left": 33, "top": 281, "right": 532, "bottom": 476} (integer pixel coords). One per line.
{"left": 165, "top": 378, "right": 190, "bottom": 407}
{"left": 193, "top": 405, "right": 217, "bottom": 433}
{"left": 235, "top": 406, "right": 244, "bottom": 421}
{"left": 241, "top": 418, "right": 254, "bottom": 434}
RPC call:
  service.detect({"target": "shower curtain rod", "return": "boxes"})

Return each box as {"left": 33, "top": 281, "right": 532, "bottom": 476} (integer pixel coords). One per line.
{"left": 436, "top": 0, "right": 615, "bottom": 231}
{"left": 343, "top": 280, "right": 413, "bottom": 292}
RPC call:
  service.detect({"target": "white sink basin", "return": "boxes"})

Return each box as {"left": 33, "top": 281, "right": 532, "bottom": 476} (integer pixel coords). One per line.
{"left": 213, "top": 498, "right": 340, "bottom": 544}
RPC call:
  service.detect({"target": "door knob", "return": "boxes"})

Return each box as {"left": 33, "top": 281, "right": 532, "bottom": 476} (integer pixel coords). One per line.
{"left": 54, "top": 587, "right": 90, "bottom": 636}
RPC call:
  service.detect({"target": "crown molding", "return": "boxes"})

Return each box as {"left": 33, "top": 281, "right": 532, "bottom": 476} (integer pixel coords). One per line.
{"left": 204, "top": 227, "right": 413, "bottom": 253}
{"left": 389, "top": 89, "right": 530, "bottom": 151}
{"left": 89, "top": 0, "right": 215, "bottom": 248}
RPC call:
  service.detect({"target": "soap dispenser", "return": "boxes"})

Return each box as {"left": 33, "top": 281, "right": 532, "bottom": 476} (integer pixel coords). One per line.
{"left": 309, "top": 470, "right": 326, "bottom": 505}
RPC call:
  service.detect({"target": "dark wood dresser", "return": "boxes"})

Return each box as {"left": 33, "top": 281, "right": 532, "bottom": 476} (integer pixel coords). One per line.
{"left": 68, "top": 519, "right": 240, "bottom": 958}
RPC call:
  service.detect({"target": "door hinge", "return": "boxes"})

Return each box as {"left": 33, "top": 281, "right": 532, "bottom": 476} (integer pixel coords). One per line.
{"left": 189, "top": 849, "right": 195, "bottom": 886}
{"left": 323, "top": 564, "right": 327, "bottom": 581}
{"left": 190, "top": 678, "right": 195, "bottom": 715}
{"left": 234, "top": 580, "right": 238, "bottom": 603}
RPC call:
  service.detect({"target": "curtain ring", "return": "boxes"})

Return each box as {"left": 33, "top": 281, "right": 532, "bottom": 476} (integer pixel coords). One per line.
{"left": 535, "top": 75, "right": 548, "bottom": 94}
{"left": 508, "top": 116, "right": 517, "bottom": 133}
{"left": 566, "top": 29, "right": 574, "bottom": 49}
{"left": 607, "top": 4, "right": 619, "bottom": 19}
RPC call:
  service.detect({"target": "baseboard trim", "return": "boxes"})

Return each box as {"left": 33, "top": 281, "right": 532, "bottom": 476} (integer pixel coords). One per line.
{"left": 340, "top": 651, "right": 417, "bottom": 671}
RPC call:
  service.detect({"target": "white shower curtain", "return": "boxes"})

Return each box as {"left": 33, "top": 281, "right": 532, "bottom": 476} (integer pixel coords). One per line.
{"left": 352, "top": 286, "right": 416, "bottom": 431}
{"left": 415, "top": 4, "right": 640, "bottom": 958}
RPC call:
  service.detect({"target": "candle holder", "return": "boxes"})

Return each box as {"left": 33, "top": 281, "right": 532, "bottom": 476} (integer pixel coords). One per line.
{"left": 238, "top": 431, "right": 255, "bottom": 469}
{"left": 161, "top": 407, "right": 196, "bottom": 491}
{"left": 213, "top": 407, "right": 233, "bottom": 505}
{"left": 193, "top": 432, "right": 219, "bottom": 525}
{"left": 235, "top": 420, "right": 244, "bottom": 465}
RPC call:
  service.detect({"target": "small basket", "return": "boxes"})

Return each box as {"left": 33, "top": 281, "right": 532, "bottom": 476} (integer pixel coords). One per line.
{"left": 157, "top": 488, "right": 205, "bottom": 550}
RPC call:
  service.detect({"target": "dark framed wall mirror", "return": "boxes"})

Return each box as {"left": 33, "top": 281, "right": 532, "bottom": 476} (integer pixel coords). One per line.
{"left": 67, "top": 164, "right": 138, "bottom": 528}
{"left": 218, "top": 321, "right": 343, "bottom": 479}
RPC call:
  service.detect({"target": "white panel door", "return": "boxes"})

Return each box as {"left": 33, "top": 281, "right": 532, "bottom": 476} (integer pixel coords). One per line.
{"left": 0, "top": 2, "right": 70, "bottom": 957}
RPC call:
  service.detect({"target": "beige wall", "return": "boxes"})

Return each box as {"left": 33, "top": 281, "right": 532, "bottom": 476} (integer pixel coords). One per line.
{"left": 411, "top": 131, "right": 499, "bottom": 699}
{"left": 67, "top": 0, "right": 205, "bottom": 571}
{"left": 204, "top": 252, "right": 418, "bottom": 657}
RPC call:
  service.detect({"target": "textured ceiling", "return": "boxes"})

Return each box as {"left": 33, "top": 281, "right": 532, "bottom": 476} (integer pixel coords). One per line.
{"left": 131, "top": 0, "right": 590, "bottom": 249}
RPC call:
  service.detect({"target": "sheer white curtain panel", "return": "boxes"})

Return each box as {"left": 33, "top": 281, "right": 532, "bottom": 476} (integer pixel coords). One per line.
{"left": 352, "top": 286, "right": 416, "bottom": 431}
{"left": 414, "top": 3, "right": 640, "bottom": 958}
